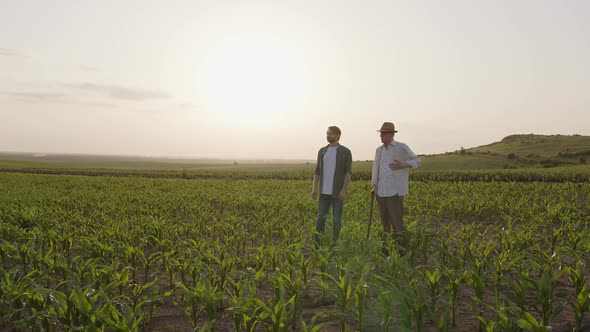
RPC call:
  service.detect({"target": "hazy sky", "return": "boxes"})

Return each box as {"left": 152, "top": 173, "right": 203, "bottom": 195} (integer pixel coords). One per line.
{"left": 1, "top": 1, "right": 589, "bottom": 160}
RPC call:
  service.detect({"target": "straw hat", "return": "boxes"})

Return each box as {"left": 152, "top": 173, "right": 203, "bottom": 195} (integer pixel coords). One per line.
{"left": 378, "top": 122, "right": 398, "bottom": 133}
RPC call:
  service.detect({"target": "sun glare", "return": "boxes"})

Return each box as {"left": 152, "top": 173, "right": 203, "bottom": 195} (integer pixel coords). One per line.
{"left": 197, "top": 34, "right": 308, "bottom": 126}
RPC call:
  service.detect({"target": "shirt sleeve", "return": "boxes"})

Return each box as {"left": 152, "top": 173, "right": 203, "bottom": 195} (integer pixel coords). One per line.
{"left": 371, "top": 148, "right": 379, "bottom": 186}
{"left": 344, "top": 148, "right": 352, "bottom": 175}
{"left": 314, "top": 148, "right": 322, "bottom": 175}
{"left": 405, "top": 144, "right": 421, "bottom": 169}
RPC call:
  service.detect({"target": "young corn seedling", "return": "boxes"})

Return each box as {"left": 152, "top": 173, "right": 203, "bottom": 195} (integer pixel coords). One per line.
{"left": 528, "top": 247, "right": 566, "bottom": 327}
{"left": 490, "top": 249, "right": 520, "bottom": 303}
{"left": 423, "top": 267, "right": 442, "bottom": 314}
{"left": 571, "top": 284, "right": 590, "bottom": 331}
{"left": 252, "top": 295, "right": 297, "bottom": 332}
{"left": 393, "top": 275, "right": 429, "bottom": 332}
{"left": 129, "top": 277, "right": 160, "bottom": 326}
{"left": 175, "top": 278, "right": 224, "bottom": 331}
{"left": 353, "top": 281, "right": 369, "bottom": 331}
{"left": 377, "top": 288, "right": 395, "bottom": 332}
{"left": 273, "top": 268, "right": 307, "bottom": 330}
{"left": 465, "top": 269, "right": 487, "bottom": 331}
{"left": 123, "top": 244, "right": 146, "bottom": 283}
{"left": 313, "top": 247, "right": 331, "bottom": 303}
{"left": 517, "top": 311, "right": 551, "bottom": 332}
{"left": 1, "top": 268, "right": 39, "bottom": 329}
{"left": 567, "top": 260, "right": 587, "bottom": 295}
{"left": 319, "top": 266, "right": 353, "bottom": 332}
{"left": 442, "top": 267, "right": 463, "bottom": 327}
{"left": 228, "top": 303, "right": 261, "bottom": 332}
{"left": 300, "top": 312, "right": 328, "bottom": 332}
{"left": 227, "top": 277, "right": 259, "bottom": 332}
{"left": 528, "top": 267, "right": 565, "bottom": 326}
{"left": 507, "top": 269, "right": 532, "bottom": 312}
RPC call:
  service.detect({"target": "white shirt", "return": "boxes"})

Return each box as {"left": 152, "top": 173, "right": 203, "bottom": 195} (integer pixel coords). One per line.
{"left": 321, "top": 146, "right": 338, "bottom": 195}
{"left": 371, "top": 140, "right": 420, "bottom": 197}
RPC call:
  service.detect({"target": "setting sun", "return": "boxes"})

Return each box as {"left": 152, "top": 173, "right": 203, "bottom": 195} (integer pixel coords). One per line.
{"left": 196, "top": 33, "right": 308, "bottom": 124}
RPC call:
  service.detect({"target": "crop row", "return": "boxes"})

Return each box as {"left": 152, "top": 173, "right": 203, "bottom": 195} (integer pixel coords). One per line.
{"left": 2, "top": 164, "right": 590, "bottom": 182}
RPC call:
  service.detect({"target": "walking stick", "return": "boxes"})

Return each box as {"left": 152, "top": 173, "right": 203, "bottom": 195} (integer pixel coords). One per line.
{"left": 366, "top": 194, "right": 375, "bottom": 239}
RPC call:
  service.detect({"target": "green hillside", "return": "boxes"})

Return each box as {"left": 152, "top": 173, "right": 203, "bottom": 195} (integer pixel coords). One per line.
{"left": 469, "top": 134, "right": 590, "bottom": 157}
{"left": 423, "top": 134, "right": 590, "bottom": 170}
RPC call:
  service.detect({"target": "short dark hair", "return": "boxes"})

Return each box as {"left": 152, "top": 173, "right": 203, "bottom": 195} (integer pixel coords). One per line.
{"left": 328, "top": 126, "right": 341, "bottom": 136}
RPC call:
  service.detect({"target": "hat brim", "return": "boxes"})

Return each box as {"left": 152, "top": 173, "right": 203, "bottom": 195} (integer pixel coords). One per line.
{"left": 377, "top": 130, "right": 398, "bottom": 133}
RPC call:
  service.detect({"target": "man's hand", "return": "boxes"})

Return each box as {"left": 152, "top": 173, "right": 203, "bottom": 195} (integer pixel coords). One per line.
{"left": 311, "top": 189, "right": 318, "bottom": 200}
{"left": 338, "top": 189, "right": 347, "bottom": 201}
{"left": 389, "top": 160, "right": 408, "bottom": 170}
{"left": 370, "top": 188, "right": 375, "bottom": 199}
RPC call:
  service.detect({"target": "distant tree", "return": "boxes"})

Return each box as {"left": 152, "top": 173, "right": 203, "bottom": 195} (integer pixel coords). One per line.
{"left": 580, "top": 157, "right": 587, "bottom": 165}
{"left": 459, "top": 147, "right": 466, "bottom": 155}
{"left": 234, "top": 161, "right": 239, "bottom": 165}
{"left": 507, "top": 153, "right": 516, "bottom": 160}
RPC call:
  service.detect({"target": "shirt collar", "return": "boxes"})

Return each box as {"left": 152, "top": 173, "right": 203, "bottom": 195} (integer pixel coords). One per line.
{"left": 383, "top": 140, "right": 397, "bottom": 149}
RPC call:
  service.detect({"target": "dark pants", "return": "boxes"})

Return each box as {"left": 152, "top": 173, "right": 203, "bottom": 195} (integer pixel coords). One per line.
{"left": 377, "top": 195, "right": 407, "bottom": 248}
{"left": 314, "top": 194, "right": 343, "bottom": 245}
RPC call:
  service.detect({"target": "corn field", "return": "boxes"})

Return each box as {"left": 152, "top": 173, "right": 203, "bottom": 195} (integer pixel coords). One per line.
{"left": 1, "top": 172, "right": 589, "bottom": 331}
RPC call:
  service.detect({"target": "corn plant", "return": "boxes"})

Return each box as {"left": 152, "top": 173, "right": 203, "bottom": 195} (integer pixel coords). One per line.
{"left": 423, "top": 267, "right": 442, "bottom": 313}
{"left": 175, "top": 278, "right": 224, "bottom": 330}
{"left": 527, "top": 267, "right": 565, "bottom": 326}
{"left": 353, "top": 281, "right": 369, "bottom": 330}
{"left": 392, "top": 275, "right": 430, "bottom": 332}
{"left": 571, "top": 284, "right": 590, "bottom": 331}
{"left": 252, "top": 295, "right": 297, "bottom": 332}
{"left": 517, "top": 311, "right": 551, "bottom": 332}
{"left": 227, "top": 277, "right": 259, "bottom": 332}
{"left": 377, "top": 289, "right": 395, "bottom": 332}
{"left": 318, "top": 266, "right": 353, "bottom": 331}
{"left": 442, "top": 267, "right": 463, "bottom": 327}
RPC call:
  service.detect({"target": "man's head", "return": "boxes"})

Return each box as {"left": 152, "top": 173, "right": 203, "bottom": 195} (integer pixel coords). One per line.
{"left": 378, "top": 122, "right": 397, "bottom": 145}
{"left": 326, "top": 126, "right": 341, "bottom": 143}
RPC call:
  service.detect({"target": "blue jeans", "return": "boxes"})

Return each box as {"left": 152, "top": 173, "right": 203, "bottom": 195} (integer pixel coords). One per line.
{"left": 314, "top": 194, "right": 343, "bottom": 245}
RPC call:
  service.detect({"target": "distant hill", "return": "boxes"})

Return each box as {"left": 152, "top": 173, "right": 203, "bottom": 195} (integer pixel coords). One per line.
{"left": 420, "top": 134, "right": 590, "bottom": 170}
{"left": 469, "top": 134, "right": 590, "bottom": 157}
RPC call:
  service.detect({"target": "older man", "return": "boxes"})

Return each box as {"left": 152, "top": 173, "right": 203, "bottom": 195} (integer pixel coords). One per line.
{"left": 312, "top": 126, "right": 352, "bottom": 246}
{"left": 371, "top": 122, "right": 421, "bottom": 253}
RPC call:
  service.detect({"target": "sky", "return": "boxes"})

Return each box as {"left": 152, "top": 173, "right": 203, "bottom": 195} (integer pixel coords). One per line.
{"left": 1, "top": 0, "right": 589, "bottom": 161}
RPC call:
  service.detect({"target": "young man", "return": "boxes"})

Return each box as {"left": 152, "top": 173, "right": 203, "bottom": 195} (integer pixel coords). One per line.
{"left": 371, "top": 122, "right": 421, "bottom": 253}
{"left": 311, "top": 126, "right": 352, "bottom": 246}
